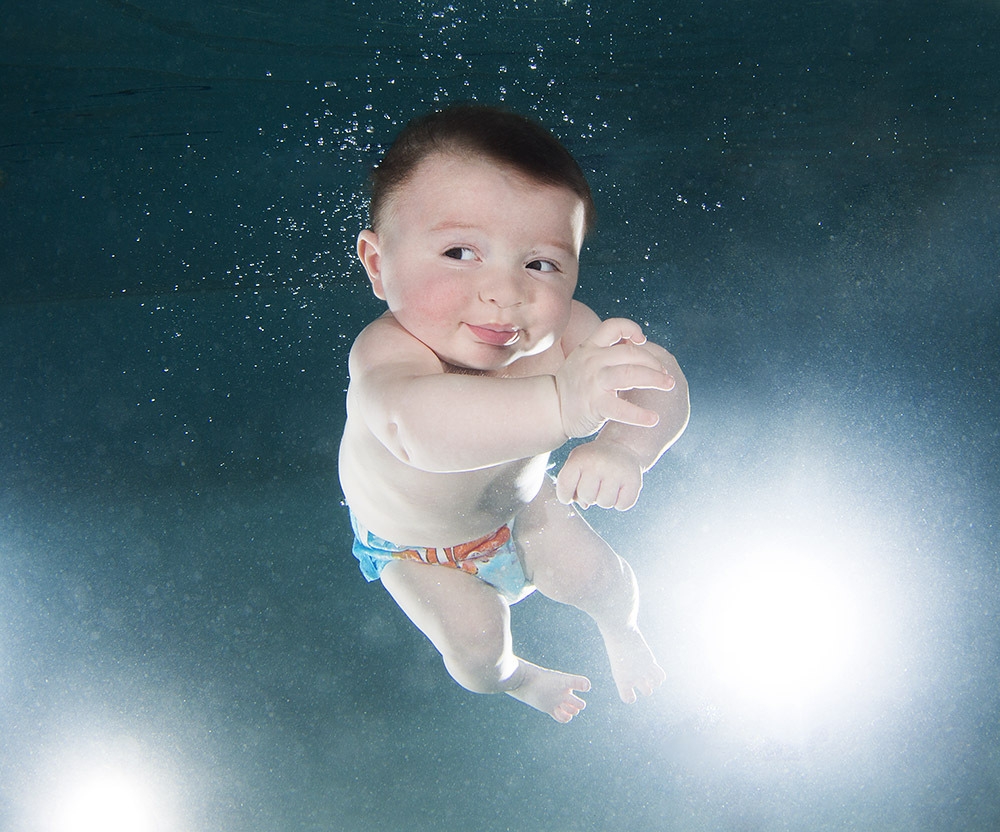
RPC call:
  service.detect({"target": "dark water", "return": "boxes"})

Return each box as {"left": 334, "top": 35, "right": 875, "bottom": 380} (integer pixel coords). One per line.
{"left": 2, "top": 2, "right": 998, "bottom": 830}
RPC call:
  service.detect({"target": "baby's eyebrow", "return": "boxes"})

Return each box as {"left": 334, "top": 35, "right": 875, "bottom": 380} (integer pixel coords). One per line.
{"left": 428, "top": 221, "right": 480, "bottom": 234}
{"left": 535, "top": 240, "right": 577, "bottom": 256}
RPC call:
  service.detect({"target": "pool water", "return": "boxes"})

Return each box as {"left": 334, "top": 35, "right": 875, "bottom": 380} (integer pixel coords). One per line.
{"left": 2, "top": 2, "right": 999, "bottom": 830}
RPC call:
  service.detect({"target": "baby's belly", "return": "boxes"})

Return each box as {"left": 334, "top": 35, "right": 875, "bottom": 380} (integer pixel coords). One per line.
{"left": 340, "top": 437, "right": 549, "bottom": 548}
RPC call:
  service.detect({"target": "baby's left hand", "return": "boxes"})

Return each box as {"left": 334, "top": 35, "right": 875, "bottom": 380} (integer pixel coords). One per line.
{"left": 555, "top": 440, "right": 644, "bottom": 511}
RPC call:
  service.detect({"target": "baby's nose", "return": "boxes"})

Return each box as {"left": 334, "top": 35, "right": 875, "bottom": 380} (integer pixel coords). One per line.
{"left": 480, "top": 270, "right": 524, "bottom": 308}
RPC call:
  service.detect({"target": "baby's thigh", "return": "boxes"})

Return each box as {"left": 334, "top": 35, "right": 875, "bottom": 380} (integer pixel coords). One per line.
{"left": 515, "top": 478, "right": 619, "bottom": 589}
{"left": 380, "top": 560, "right": 512, "bottom": 658}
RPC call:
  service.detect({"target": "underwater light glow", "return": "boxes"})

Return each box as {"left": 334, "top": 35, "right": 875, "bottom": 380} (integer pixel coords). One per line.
{"left": 44, "top": 762, "right": 166, "bottom": 832}
{"left": 702, "top": 550, "right": 864, "bottom": 708}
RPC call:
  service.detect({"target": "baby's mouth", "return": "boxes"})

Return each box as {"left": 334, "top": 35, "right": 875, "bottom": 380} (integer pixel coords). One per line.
{"left": 466, "top": 323, "right": 521, "bottom": 346}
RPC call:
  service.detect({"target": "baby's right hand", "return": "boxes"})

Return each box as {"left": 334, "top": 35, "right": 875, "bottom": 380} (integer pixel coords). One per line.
{"left": 554, "top": 318, "right": 676, "bottom": 439}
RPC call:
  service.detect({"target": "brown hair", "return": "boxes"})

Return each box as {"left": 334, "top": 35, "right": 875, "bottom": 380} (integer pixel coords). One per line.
{"left": 368, "top": 104, "right": 596, "bottom": 234}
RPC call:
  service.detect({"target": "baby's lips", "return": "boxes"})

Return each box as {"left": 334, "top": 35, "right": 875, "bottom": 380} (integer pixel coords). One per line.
{"left": 467, "top": 323, "right": 520, "bottom": 346}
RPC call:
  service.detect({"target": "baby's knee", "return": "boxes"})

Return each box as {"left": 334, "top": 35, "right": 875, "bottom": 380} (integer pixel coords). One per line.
{"left": 441, "top": 628, "right": 514, "bottom": 694}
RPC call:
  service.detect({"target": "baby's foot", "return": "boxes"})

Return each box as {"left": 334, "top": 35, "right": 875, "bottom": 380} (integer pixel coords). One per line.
{"left": 601, "top": 625, "right": 666, "bottom": 704}
{"left": 506, "top": 659, "right": 591, "bottom": 723}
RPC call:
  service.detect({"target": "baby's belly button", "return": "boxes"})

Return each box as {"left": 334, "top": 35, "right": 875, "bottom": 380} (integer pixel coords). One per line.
{"left": 451, "top": 488, "right": 521, "bottom": 515}
{"left": 421, "top": 462, "right": 542, "bottom": 516}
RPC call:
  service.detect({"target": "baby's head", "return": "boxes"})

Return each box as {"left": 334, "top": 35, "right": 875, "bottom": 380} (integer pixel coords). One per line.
{"left": 357, "top": 105, "right": 594, "bottom": 371}
{"left": 367, "top": 105, "right": 595, "bottom": 236}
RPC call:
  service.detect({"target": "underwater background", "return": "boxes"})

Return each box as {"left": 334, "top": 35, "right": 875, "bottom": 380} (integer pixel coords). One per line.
{"left": 2, "top": 1, "right": 998, "bottom": 829}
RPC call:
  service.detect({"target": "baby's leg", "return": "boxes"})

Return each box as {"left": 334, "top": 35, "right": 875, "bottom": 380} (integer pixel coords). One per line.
{"left": 516, "top": 478, "right": 666, "bottom": 704}
{"left": 379, "top": 559, "right": 591, "bottom": 722}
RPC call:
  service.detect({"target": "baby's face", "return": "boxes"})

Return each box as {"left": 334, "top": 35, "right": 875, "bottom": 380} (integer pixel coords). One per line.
{"left": 359, "top": 152, "right": 585, "bottom": 371}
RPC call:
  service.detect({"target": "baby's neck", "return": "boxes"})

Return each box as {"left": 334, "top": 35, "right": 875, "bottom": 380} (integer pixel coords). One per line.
{"left": 440, "top": 360, "right": 507, "bottom": 378}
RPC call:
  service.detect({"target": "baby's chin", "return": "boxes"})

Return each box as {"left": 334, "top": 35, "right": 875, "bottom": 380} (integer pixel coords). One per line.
{"left": 435, "top": 331, "right": 558, "bottom": 374}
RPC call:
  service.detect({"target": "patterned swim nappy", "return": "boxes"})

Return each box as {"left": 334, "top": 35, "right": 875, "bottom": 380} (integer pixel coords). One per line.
{"left": 349, "top": 510, "right": 535, "bottom": 604}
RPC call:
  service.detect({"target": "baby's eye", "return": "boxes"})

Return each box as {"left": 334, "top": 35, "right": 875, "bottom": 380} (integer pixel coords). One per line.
{"left": 444, "top": 247, "right": 476, "bottom": 261}
{"left": 526, "top": 259, "right": 559, "bottom": 273}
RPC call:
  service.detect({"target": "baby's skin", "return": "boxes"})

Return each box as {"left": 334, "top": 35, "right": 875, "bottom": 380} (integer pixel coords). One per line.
{"left": 339, "top": 152, "right": 689, "bottom": 721}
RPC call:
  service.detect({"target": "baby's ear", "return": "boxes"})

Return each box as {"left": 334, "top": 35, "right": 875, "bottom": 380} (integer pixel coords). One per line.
{"left": 356, "top": 230, "right": 386, "bottom": 299}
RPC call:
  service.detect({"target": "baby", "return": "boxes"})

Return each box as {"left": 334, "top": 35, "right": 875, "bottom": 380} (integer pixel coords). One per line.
{"left": 339, "top": 105, "right": 689, "bottom": 722}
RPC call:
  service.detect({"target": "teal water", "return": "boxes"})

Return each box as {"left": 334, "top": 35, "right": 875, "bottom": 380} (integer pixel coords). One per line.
{"left": 2, "top": 2, "right": 999, "bottom": 830}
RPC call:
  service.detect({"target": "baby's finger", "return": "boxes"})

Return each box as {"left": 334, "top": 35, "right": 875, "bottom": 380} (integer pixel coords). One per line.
{"left": 586, "top": 317, "right": 647, "bottom": 348}
{"left": 603, "top": 340, "right": 672, "bottom": 373}
{"left": 594, "top": 479, "right": 623, "bottom": 510}
{"left": 574, "top": 474, "right": 601, "bottom": 510}
{"left": 599, "top": 362, "right": 676, "bottom": 394}
{"left": 601, "top": 396, "right": 661, "bottom": 428}
{"left": 555, "top": 464, "right": 581, "bottom": 505}
{"left": 614, "top": 479, "right": 641, "bottom": 511}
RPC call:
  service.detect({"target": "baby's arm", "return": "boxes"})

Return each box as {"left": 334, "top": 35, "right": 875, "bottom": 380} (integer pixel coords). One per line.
{"left": 555, "top": 306, "right": 690, "bottom": 510}
{"left": 349, "top": 314, "right": 672, "bottom": 473}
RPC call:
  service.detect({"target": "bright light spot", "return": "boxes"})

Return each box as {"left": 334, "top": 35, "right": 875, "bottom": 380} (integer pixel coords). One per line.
{"left": 41, "top": 757, "right": 173, "bottom": 832}
{"left": 644, "top": 450, "right": 908, "bottom": 742}
{"left": 703, "top": 552, "right": 862, "bottom": 708}
{"left": 51, "top": 766, "right": 158, "bottom": 832}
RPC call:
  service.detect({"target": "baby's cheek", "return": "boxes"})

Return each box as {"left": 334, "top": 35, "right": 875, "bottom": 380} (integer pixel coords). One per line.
{"left": 422, "top": 281, "right": 469, "bottom": 316}
{"left": 548, "top": 296, "right": 575, "bottom": 337}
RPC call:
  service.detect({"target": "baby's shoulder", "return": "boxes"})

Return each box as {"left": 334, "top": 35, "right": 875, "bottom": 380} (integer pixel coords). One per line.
{"left": 559, "top": 300, "right": 603, "bottom": 355}
{"left": 349, "top": 313, "right": 440, "bottom": 377}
